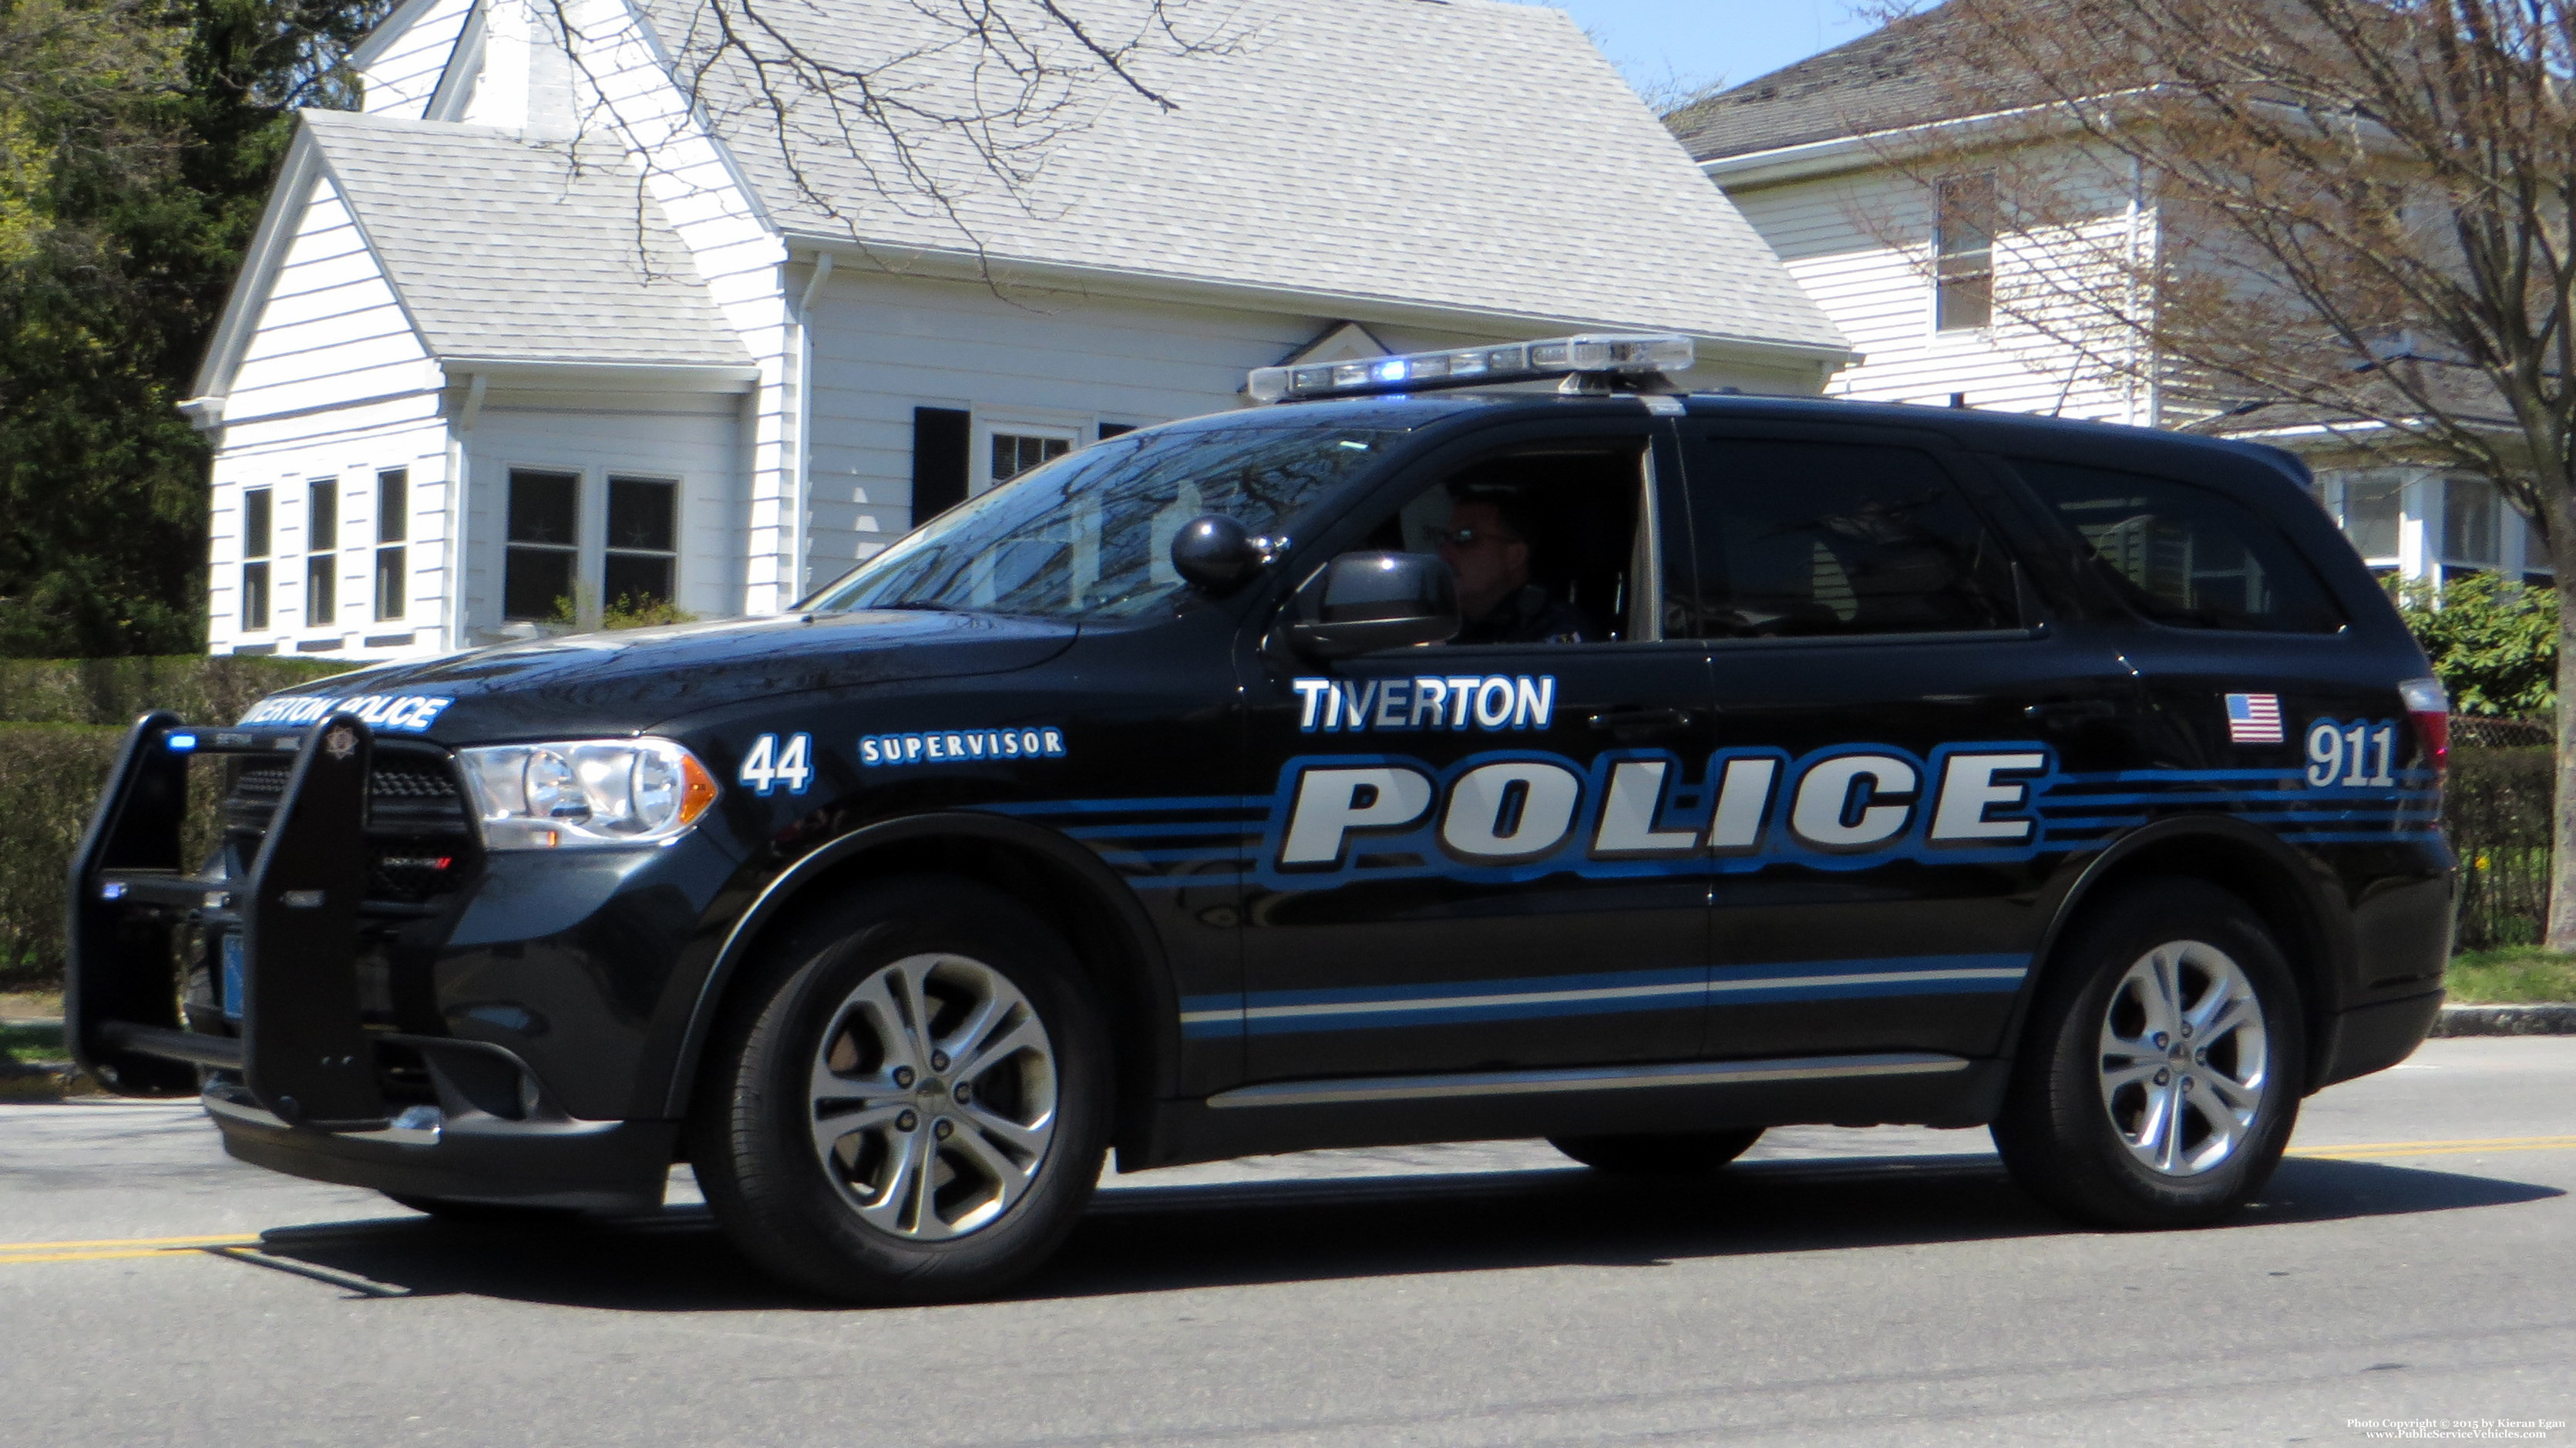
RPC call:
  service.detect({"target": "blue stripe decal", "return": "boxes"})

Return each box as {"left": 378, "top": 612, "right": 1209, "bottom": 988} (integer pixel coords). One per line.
{"left": 1064, "top": 821, "right": 1263, "bottom": 840}
{"left": 973, "top": 739, "right": 2445, "bottom": 898}
{"left": 980, "top": 796, "right": 1253, "bottom": 817}
{"left": 1092, "top": 846, "right": 1249, "bottom": 864}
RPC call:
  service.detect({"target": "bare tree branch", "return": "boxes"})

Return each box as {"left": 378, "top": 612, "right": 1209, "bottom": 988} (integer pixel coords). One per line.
{"left": 1850, "top": 0, "right": 2576, "bottom": 944}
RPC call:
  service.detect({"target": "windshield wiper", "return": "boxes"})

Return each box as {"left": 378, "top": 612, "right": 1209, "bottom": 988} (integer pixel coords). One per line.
{"left": 870, "top": 600, "right": 974, "bottom": 613}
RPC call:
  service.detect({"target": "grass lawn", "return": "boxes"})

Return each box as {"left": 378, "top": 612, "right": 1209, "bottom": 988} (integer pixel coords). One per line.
{"left": 2447, "top": 948, "right": 2576, "bottom": 1004}
{"left": 0, "top": 1019, "right": 65, "bottom": 1067}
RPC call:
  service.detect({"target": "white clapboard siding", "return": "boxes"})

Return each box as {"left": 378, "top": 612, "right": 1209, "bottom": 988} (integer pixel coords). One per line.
{"left": 359, "top": 0, "right": 479, "bottom": 119}
{"left": 207, "top": 408, "right": 452, "bottom": 658}
{"left": 226, "top": 177, "right": 439, "bottom": 426}
{"left": 1726, "top": 167, "right": 2147, "bottom": 424}
{"left": 563, "top": 0, "right": 795, "bottom": 606}
{"left": 800, "top": 271, "right": 1570, "bottom": 581}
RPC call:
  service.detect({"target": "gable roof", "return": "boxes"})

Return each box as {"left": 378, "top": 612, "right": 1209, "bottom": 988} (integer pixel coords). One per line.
{"left": 1671, "top": 1, "right": 2046, "bottom": 164}
{"left": 634, "top": 0, "right": 1843, "bottom": 358}
{"left": 194, "top": 109, "right": 751, "bottom": 400}
{"left": 298, "top": 109, "right": 749, "bottom": 369}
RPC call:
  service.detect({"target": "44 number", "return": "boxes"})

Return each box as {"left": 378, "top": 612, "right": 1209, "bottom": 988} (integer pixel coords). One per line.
{"left": 739, "top": 732, "right": 813, "bottom": 795}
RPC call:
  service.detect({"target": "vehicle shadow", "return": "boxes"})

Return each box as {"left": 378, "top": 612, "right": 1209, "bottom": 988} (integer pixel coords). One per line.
{"left": 230, "top": 1150, "right": 2562, "bottom": 1313}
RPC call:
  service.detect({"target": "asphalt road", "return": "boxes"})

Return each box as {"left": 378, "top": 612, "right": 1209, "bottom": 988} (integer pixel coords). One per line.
{"left": 2, "top": 1039, "right": 2571, "bottom": 1447}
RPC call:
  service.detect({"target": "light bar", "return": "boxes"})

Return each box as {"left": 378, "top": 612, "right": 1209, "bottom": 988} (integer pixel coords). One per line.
{"left": 1246, "top": 333, "right": 1696, "bottom": 404}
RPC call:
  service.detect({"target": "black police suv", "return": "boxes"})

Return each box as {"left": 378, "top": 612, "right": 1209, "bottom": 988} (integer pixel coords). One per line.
{"left": 70, "top": 335, "right": 2452, "bottom": 1303}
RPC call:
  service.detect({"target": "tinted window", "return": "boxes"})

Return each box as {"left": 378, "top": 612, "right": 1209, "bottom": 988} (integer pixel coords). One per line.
{"left": 1675, "top": 439, "right": 2021, "bottom": 639}
{"left": 1357, "top": 439, "right": 1655, "bottom": 644}
{"left": 2011, "top": 459, "right": 2346, "bottom": 633}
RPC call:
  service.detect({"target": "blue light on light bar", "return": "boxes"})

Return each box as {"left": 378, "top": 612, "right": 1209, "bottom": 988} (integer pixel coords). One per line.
{"left": 1247, "top": 333, "right": 1693, "bottom": 404}
{"left": 167, "top": 733, "right": 198, "bottom": 752}
{"left": 101, "top": 881, "right": 128, "bottom": 900}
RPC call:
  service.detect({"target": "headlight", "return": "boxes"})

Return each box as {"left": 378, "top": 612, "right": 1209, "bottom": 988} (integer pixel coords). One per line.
{"left": 457, "top": 739, "right": 721, "bottom": 850}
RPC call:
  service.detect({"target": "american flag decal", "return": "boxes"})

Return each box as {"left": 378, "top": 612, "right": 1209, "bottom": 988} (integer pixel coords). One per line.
{"left": 2225, "top": 692, "right": 2284, "bottom": 744}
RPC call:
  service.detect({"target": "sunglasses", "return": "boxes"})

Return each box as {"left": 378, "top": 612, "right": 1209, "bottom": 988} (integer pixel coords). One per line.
{"left": 1434, "top": 526, "right": 1521, "bottom": 547}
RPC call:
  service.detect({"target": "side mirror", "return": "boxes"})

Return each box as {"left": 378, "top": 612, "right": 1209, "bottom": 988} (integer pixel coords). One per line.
{"left": 1170, "top": 515, "right": 1269, "bottom": 594}
{"left": 1287, "top": 552, "right": 1460, "bottom": 658}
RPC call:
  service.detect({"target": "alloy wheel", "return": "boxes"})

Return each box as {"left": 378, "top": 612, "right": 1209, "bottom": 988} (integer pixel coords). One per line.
{"left": 2097, "top": 939, "right": 2271, "bottom": 1178}
{"left": 806, "top": 951, "right": 1059, "bottom": 1240}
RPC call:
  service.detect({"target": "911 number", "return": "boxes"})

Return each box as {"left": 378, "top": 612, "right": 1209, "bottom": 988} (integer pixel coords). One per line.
{"left": 739, "top": 732, "right": 813, "bottom": 796}
{"left": 2305, "top": 718, "right": 2396, "bottom": 789}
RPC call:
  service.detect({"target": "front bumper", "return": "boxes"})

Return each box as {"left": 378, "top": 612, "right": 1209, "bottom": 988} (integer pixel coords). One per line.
{"left": 205, "top": 1080, "right": 677, "bottom": 1212}
{"left": 69, "top": 711, "right": 681, "bottom": 1212}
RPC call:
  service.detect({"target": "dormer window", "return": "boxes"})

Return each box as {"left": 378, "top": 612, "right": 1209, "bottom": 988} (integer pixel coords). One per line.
{"left": 1935, "top": 173, "right": 1996, "bottom": 332}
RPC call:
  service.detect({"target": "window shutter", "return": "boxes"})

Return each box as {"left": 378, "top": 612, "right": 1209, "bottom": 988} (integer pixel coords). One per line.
{"left": 911, "top": 407, "right": 972, "bottom": 523}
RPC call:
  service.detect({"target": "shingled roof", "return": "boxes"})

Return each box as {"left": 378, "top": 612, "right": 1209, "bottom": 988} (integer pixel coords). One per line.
{"left": 636, "top": 0, "right": 1842, "bottom": 354}
{"left": 298, "top": 109, "right": 750, "bottom": 368}
{"left": 1671, "top": 2, "right": 2039, "bottom": 164}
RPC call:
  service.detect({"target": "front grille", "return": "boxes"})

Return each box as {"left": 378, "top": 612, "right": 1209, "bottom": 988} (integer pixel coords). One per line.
{"left": 221, "top": 746, "right": 476, "bottom": 904}
{"left": 224, "top": 753, "right": 469, "bottom": 831}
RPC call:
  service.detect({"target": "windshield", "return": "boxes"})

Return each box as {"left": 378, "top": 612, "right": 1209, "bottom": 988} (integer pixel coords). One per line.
{"left": 805, "top": 421, "right": 1404, "bottom": 618}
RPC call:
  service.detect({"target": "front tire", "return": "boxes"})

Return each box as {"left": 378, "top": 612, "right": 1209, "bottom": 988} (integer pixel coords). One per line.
{"left": 1993, "top": 877, "right": 2304, "bottom": 1228}
{"left": 691, "top": 877, "right": 1111, "bottom": 1303}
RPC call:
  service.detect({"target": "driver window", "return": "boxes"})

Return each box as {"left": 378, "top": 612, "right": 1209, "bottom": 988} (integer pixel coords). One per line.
{"left": 1359, "top": 440, "right": 1661, "bottom": 645}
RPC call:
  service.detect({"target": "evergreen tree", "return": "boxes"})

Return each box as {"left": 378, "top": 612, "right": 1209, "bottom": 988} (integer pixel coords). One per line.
{"left": 0, "top": 0, "right": 386, "bottom": 656}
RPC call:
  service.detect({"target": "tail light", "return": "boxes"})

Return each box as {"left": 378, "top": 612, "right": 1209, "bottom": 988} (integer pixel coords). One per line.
{"left": 2398, "top": 677, "right": 2449, "bottom": 776}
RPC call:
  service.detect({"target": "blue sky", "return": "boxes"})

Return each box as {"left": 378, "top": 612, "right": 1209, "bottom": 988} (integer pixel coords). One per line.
{"left": 1526, "top": 2, "right": 1878, "bottom": 101}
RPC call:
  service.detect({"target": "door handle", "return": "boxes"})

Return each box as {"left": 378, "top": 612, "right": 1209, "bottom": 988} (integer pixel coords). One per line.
{"left": 2024, "top": 699, "right": 2119, "bottom": 726}
{"left": 1588, "top": 706, "right": 1696, "bottom": 739}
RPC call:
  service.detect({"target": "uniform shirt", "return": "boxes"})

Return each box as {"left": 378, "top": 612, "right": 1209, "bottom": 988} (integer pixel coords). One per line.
{"left": 1453, "top": 584, "right": 1593, "bottom": 645}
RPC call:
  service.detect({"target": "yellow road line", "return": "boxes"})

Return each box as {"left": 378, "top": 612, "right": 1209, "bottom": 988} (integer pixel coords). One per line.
{"left": 0, "top": 1245, "right": 251, "bottom": 1266}
{"left": 2291, "top": 1134, "right": 2576, "bottom": 1160}
{"left": 0, "top": 1232, "right": 261, "bottom": 1253}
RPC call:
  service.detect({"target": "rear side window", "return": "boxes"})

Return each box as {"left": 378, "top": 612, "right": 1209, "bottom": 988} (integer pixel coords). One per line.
{"left": 2009, "top": 459, "right": 2346, "bottom": 633}
{"left": 1674, "top": 438, "right": 2023, "bottom": 639}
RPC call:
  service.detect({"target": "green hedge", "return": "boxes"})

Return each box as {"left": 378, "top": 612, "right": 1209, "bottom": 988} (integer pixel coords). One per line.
{"left": 5, "top": 728, "right": 123, "bottom": 987}
{"left": 2447, "top": 746, "right": 2558, "bottom": 951}
{"left": 0, "top": 655, "right": 358, "bottom": 728}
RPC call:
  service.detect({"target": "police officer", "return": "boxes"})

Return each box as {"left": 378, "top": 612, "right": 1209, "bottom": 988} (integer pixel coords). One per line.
{"left": 1435, "top": 491, "right": 1592, "bottom": 645}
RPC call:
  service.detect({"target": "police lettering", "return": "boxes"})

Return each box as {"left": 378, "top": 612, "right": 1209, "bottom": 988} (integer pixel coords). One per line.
{"left": 1291, "top": 675, "right": 1555, "bottom": 732}
{"left": 237, "top": 692, "right": 454, "bottom": 733}
{"left": 861, "top": 726, "right": 1066, "bottom": 767}
{"left": 1273, "top": 744, "right": 2050, "bottom": 874}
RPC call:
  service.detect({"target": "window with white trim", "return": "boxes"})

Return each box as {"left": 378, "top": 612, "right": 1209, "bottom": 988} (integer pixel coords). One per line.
{"left": 1934, "top": 173, "right": 1996, "bottom": 332}
{"left": 240, "top": 487, "right": 272, "bottom": 631}
{"left": 305, "top": 479, "right": 338, "bottom": 626}
{"left": 990, "top": 431, "right": 1072, "bottom": 489}
{"left": 375, "top": 468, "right": 407, "bottom": 621}
{"left": 505, "top": 468, "right": 580, "bottom": 621}
{"left": 604, "top": 475, "right": 678, "bottom": 610}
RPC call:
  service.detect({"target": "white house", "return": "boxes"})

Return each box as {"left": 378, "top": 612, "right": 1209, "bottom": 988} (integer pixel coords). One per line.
{"left": 183, "top": 0, "right": 1850, "bottom": 660}
{"left": 1673, "top": 3, "right": 2555, "bottom": 591}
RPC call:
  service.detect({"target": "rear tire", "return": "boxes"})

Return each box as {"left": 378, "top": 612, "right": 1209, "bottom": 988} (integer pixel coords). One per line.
{"left": 690, "top": 876, "right": 1111, "bottom": 1304}
{"left": 1993, "top": 877, "right": 2304, "bottom": 1228}
{"left": 1549, "top": 1127, "right": 1764, "bottom": 1176}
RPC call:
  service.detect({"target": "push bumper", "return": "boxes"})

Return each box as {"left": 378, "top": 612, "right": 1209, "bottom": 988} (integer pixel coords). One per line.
{"left": 205, "top": 1081, "right": 677, "bottom": 1213}
{"left": 68, "top": 710, "right": 674, "bottom": 1212}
